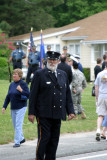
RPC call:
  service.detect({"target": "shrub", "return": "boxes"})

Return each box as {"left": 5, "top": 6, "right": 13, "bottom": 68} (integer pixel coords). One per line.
{"left": 0, "top": 33, "right": 15, "bottom": 58}
{"left": 0, "top": 49, "right": 9, "bottom": 57}
{"left": 83, "top": 68, "right": 90, "bottom": 82}
{"left": 0, "top": 65, "right": 13, "bottom": 80}
{"left": 0, "top": 57, "right": 7, "bottom": 67}
{"left": 0, "top": 66, "right": 9, "bottom": 80}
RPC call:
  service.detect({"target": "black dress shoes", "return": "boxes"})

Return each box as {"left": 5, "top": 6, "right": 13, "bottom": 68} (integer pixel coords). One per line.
{"left": 20, "top": 139, "right": 26, "bottom": 144}
{"left": 13, "top": 144, "right": 20, "bottom": 148}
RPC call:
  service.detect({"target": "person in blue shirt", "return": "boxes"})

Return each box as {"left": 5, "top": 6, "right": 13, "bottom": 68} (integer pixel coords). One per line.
{"left": 8, "top": 42, "right": 26, "bottom": 69}
{"left": 2, "top": 69, "right": 29, "bottom": 148}
{"left": 26, "top": 45, "right": 40, "bottom": 84}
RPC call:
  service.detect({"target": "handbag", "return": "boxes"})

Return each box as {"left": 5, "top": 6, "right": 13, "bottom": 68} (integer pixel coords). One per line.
{"left": 92, "top": 86, "right": 95, "bottom": 96}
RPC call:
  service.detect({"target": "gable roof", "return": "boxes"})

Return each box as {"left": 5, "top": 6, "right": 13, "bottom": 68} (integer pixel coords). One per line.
{"left": 62, "top": 10, "right": 107, "bottom": 43}
{"left": 8, "top": 10, "right": 107, "bottom": 44}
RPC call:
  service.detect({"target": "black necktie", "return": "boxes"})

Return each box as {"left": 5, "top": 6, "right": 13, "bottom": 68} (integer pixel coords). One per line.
{"left": 51, "top": 72, "right": 57, "bottom": 81}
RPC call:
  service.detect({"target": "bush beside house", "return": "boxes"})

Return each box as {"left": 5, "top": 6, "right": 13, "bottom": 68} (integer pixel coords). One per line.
{"left": 0, "top": 33, "right": 14, "bottom": 80}
{"left": 83, "top": 68, "right": 90, "bottom": 82}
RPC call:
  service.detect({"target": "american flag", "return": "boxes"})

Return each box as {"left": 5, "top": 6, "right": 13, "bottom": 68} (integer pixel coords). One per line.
{"left": 28, "top": 31, "right": 34, "bottom": 52}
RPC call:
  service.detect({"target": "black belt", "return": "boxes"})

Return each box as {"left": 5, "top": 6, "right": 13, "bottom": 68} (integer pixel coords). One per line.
{"left": 13, "top": 59, "right": 21, "bottom": 62}
{"left": 29, "top": 64, "right": 39, "bottom": 67}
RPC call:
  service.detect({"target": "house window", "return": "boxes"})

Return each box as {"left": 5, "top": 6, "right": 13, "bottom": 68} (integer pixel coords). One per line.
{"left": 55, "top": 44, "right": 60, "bottom": 52}
{"left": 69, "top": 44, "right": 80, "bottom": 56}
{"left": 104, "top": 44, "right": 107, "bottom": 54}
{"left": 93, "top": 44, "right": 103, "bottom": 61}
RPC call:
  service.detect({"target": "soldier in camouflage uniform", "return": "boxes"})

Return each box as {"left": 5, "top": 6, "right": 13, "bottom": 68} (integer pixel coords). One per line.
{"left": 71, "top": 59, "right": 87, "bottom": 119}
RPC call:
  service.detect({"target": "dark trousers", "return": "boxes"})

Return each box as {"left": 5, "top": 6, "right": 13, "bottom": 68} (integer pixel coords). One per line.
{"left": 26, "top": 65, "right": 39, "bottom": 84}
{"left": 36, "top": 117, "right": 61, "bottom": 160}
{"left": 13, "top": 62, "right": 22, "bottom": 69}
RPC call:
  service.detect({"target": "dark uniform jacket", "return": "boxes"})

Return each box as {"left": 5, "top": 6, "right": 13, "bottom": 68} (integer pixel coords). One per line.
{"left": 28, "top": 68, "right": 74, "bottom": 120}
{"left": 57, "top": 62, "right": 72, "bottom": 84}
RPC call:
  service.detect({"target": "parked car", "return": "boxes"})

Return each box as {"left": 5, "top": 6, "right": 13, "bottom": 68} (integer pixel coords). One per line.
{"left": 22, "top": 65, "right": 33, "bottom": 81}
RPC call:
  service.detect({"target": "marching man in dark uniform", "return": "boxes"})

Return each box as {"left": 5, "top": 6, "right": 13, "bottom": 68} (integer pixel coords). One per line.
{"left": 28, "top": 51, "right": 75, "bottom": 160}
{"left": 8, "top": 42, "right": 26, "bottom": 69}
{"left": 26, "top": 45, "right": 40, "bottom": 84}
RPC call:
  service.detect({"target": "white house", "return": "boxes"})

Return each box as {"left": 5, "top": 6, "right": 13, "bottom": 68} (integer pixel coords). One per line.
{"left": 8, "top": 10, "right": 107, "bottom": 81}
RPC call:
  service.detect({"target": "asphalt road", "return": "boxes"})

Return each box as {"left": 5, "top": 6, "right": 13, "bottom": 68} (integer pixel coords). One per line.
{"left": 57, "top": 150, "right": 107, "bottom": 160}
{"left": 0, "top": 131, "right": 107, "bottom": 160}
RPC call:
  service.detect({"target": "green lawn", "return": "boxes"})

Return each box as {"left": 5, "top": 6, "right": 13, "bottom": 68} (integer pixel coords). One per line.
{"left": 0, "top": 80, "right": 97, "bottom": 144}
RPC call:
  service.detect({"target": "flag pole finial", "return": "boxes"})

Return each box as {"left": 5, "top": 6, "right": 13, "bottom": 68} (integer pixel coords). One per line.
{"left": 31, "top": 27, "right": 33, "bottom": 32}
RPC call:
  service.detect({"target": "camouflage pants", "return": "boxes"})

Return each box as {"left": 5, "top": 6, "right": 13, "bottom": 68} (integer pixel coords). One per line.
{"left": 72, "top": 93, "right": 84, "bottom": 114}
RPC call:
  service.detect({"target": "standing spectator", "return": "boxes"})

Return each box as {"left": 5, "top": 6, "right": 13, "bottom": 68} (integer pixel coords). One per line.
{"left": 8, "top": 42, "right": 26, "bottom": 69}
{"left": 101, "top": 55, "right": 107, "bottom": 137}
{"left": 71, "top": 58, "right": 87, "bottom": 119}
{"left": 26, "top": 45, "right": 40, "bottom": 84}
{"left": 94, "top": 58, "right": 102, "bottom": 79}
{"left": 96, "top": 57, "right": 107, "bottom": 139}
{"left": 95, "top": 62, "right": 107, "bottom": 141}
{"left": 57, "top": 54, "right": 73, "bottom": 84}
{"left": 74, "top": 54, "right": 83, "bottom": 72}
{"left": 2, "top": 69, "right": 29, "bottom": 147}
{"left": 28, "top": 51, "right": 75, "bottom": 160}
{"left": 102, "top": 54, "right": 107, "bottom": 70}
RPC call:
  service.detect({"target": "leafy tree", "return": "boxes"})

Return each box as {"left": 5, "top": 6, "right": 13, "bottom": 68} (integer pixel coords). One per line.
{"left": 52, "top": 0, "right": 107, "bottom": 27}
{"left": 0, "top": 21, "right": 12, "bottom": 35}
{"left": 0, "top": 0, "right": 64, "bottom": 36}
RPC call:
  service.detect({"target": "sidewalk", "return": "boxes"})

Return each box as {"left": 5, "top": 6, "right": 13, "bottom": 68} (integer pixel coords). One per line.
{"left": 0, "top": 131, "right": 107, "bottom": 160}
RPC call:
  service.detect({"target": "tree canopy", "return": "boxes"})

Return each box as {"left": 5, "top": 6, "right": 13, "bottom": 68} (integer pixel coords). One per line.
{"left": 52, "top": 0, "right": 107, "bottom": 27}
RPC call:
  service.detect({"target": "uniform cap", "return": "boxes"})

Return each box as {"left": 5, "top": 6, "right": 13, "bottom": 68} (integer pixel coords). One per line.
{"left": 73, "top": 54, "right": 80, "bottom": 59}
{"left": 47, "top": 45, "right": 51, "bottom": 49}
{"left": 70, "top": 56, "right": 78, "bottom": 63}
{"left": 16, "top": 42, "right": 20, "bottom": 46}
{"left": 63, "top": 46, "right": 67, "bottom": 50}
{"left": 47, "top": 51, "right": 60, "bottom": 60}
{"left": 32, "top": 45, "right": 36, "bottom": 49}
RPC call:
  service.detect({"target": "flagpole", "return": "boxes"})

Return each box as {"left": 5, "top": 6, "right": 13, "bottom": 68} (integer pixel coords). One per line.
{"left": 31, "top": 27, "right": 33, "bottom": 32}
{"left": 41, "top": 29, "right": 42, "bottom": 60}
